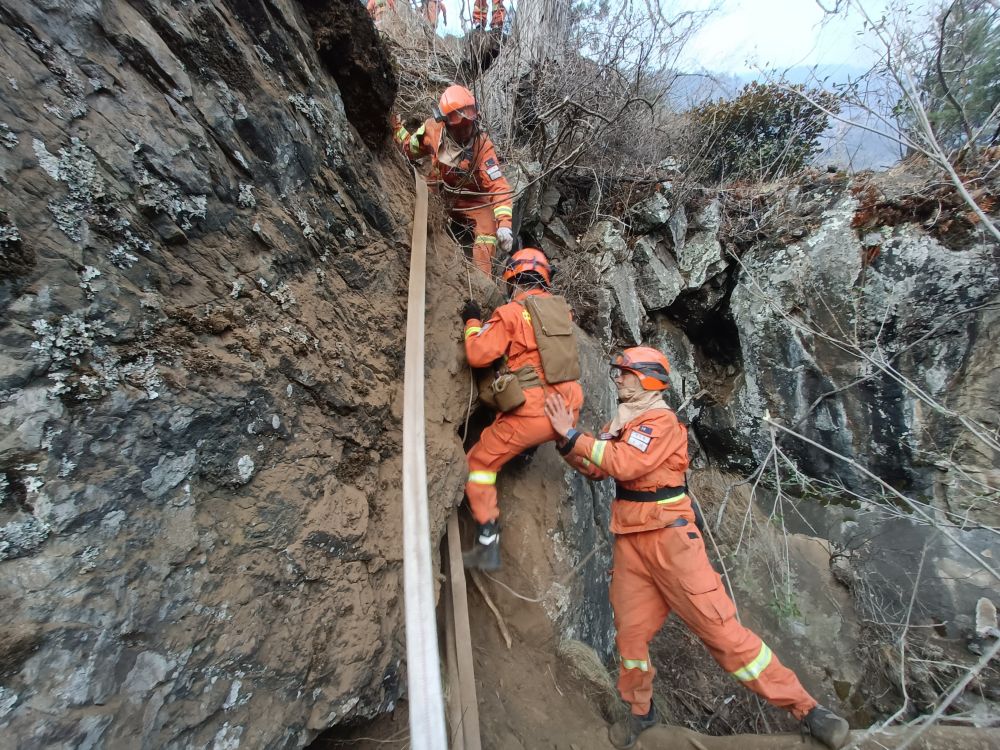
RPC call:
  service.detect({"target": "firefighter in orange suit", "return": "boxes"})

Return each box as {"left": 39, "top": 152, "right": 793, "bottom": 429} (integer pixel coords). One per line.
{"left": 424, "top": 0, "right": 446, "bottom": 28}
{"left": 544, "top": 347, "right": 850, "bottom": 750}
{"left": 366, "top": 0, "right": 395, "bottom": 24}
{"left": 392, "top": 85, "right": 514, "bottom": 276}
{"left": 460, "top": 248, "right": 583, "bottom": 570}
{"left": 473, "top": 0, "right": 505, "bottom": 29}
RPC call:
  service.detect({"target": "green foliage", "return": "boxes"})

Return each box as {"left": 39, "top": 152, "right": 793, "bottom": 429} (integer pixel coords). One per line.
{"left": 690, "top": 82, "right": 839, "bottom": 183}
{"left": 768, "top": 592, "right": 802, "bottom": 622}
{"left": 908, "top": 0, "right": 1000, "bottom": 152}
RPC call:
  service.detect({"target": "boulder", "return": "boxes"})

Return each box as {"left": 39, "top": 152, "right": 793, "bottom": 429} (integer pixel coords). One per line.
{"left": 633, "top": 236, "right": 685, "bottom": 311}
{"left": 628, "top": 190, "right": 671, "bottom": 233}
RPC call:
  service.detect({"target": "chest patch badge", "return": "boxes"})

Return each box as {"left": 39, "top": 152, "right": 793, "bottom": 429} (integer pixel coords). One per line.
{"left": 484, "top": 157, "right": 503, "bottom": 180}
{"left": 626, "top": 430, "right": 652, "bottom": 452}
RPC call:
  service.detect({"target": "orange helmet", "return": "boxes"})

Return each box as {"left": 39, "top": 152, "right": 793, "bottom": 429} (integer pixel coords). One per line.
{"left": 437, "top": 84, "right": 477, "bottom": 126}
{"left": 502, "top": 247, "right": 552, "bottom": 286}
{"left": 611, "top": 347, "right": 670, "bottom": 391}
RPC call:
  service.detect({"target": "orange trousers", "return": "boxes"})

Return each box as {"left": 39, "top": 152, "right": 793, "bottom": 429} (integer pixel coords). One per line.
{"left": 473, "top": 0, "right": 505, "bottom": 28}
{"left": 466, "top": 384, "right": 582, "bottom": 524}
{"left": 611, "top": 525, "right": 817, "bottom": 719}
{"left": 451, "top": 199, "right": 497, "bottom": 276}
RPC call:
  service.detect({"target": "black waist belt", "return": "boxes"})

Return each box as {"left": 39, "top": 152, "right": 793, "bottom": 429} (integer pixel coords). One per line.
{"left": 614, "top": 484, "right": 687, "bottom": 503}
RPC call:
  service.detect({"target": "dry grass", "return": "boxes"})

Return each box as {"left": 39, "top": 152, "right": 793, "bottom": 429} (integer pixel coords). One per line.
{"left": 556, "top": 638, "right": 629, "bottom": 724}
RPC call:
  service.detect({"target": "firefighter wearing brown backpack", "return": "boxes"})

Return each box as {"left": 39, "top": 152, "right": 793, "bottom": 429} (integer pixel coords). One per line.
{"left": 460, "top": 247, "right": 583, "bottom": 570}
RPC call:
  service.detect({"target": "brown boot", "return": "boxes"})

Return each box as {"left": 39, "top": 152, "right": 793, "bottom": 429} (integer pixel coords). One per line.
{"left": 608, "top": 705, "right": 657, "bottom": 749}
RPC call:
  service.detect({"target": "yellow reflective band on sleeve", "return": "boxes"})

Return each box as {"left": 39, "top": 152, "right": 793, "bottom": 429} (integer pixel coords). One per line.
{"left": 581, "top": 458, "right": 592, "bottom": 468}
{"left": 464, "top": 325, "right": 482, "bottom": 339}
{"left": 394, "top": 126, "right": 409, "bottom": 142}
{"left": 590, "top": 440, "right": 607, "bottom": 467}
{"left": 621, "top": 658, "right": 649, "bottom": 672}
{"left": 731, "top": 643, "right": 773, "bottom": 682}
{"left": 656, "top": 493, "right": 687, "bottom": 505}
{"left": 467, "top": 471, "right": 497, "bottom": 486}
{"left": 407, "top": 124, "right": 426, "bottom": 156}
{"left": 474, "top": 234, "right": 497, "bottom": 246}
{"left": 493, "top": 206, "right": 513, "bottom": 218}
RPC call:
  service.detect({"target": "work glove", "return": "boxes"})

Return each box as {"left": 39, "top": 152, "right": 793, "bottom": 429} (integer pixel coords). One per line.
{"left": 460, "top": 299, "right": 482, "bottom": 323}
{"left": 496, "top": 226, "right": 514, "bottom": 254}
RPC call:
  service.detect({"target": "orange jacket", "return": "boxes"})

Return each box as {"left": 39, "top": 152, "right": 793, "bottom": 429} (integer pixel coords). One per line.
{"left": 394, "top": 118, "right": 513, "bottom": 229}
{"left": 367, "top": 0, "right": 395, "bottom": 20}
{"left": 463, "top": 288, "right": 581, "bottom": 415}
{"left": 563, "top": 408, "right": 691, "bottom": 535}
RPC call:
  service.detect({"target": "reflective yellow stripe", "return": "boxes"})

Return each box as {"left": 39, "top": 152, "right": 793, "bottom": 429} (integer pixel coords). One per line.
{"left": 656, "top": 493, "right": 687, "bottom": 505}
{"left": 622, "top": 658, "right": 649, "bottom": 672}
{"left": 581, "top": 458, "right": 591, "bottom": 468}
{"left": 394, "top": 126, "right": 409, "bottom": 142}
{"left": 493, "top": 206, "right": 513, "bottom": 218}
{"left": 474, "top": 234, "right": 497, "bottom": 246}
{"left": 464, "top": 325, "right": 482, "bottom": 340}
{"left": 468, "top": 471, "right": 497, "bottom": 485}
{"left": 408, "top": 124, "right": 425, "bottom": 156}
{"left": 731, "top": 643, "right": 772, "bottom": 682}
{"left": 590, "top": 440, "right": 607, "bottom": 467}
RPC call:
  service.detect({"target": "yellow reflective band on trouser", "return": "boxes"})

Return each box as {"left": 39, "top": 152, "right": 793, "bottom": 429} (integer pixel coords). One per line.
{"left": 590, "top": 440, "right": 607, "bottom": 467}
{"left": 656, "top": 493, "right": 687, "bottom": 505}
{"left": 464, "top": 326, "right": 482, "bottom": 340}
{"left": 731, "top": 643, "right": 773, "bottom": 682}
{"left": 474, "top": 234, "right": 497, "bottom": 246}
{"left": 622, "top": 658, "right": 649, "bottom": 672}
{"left": 468, "top": 471, "right": 497, "bottom": 485}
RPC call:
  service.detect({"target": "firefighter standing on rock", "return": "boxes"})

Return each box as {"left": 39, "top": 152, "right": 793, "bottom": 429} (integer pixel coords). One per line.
{"left": 544, "top": 346, "right": 851, "bottom": 750}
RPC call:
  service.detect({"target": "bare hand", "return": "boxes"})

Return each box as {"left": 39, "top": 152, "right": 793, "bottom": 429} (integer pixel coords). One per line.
{"left": 544, "top": 393, "right": 574, "bottom": 438}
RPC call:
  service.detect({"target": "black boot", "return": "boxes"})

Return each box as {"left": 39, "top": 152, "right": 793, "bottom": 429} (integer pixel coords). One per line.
{"left": 608, "top": 705, "right": 657, "bottom": 749}
{"left": 802, "top": 705, "right": 850, "bottom": 750}
{"left": 463, "top": 521, "right": 500, "bottom": 571}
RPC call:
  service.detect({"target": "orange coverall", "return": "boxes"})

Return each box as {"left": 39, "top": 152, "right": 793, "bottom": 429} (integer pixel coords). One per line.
{"left": 367, "top": 0, "right": 396, "bottom": 23}
{"left": 562, "top": 409, "right": 818, "bottom": 720}
{"left": 473, "top": 0, "right": 505, "bottom": 28}
{"left": 463, "top": 288, "right": 583, "bottom": 524}
{"left": 424, "top": 0, "right": 446, "bottom": 27}
{"left": 394, "top": 118, "right": 513, "bottom": 275}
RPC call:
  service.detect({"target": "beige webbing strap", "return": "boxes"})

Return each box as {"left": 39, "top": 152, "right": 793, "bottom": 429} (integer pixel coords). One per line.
{"left": 446, "top": 511, "right": 482, "bottom": 749}
{"left": 402, "top": 169, "right": 447, "bottom": 749}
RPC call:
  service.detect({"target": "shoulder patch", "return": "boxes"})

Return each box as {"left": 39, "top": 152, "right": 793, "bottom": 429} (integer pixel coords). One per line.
{"left": 637, "top": 425, "right": 653, "bottom": 435}
{"left": 486, "top": 157, "right": 497, "bottom": 167}
{"left": 486, "top": 164, "right": 503, "bottom": 180}
{"left": 626, "top": 430, "right": 652, "bottom": 452}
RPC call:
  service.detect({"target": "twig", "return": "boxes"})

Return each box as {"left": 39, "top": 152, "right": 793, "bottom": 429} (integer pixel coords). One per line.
{"left": 895, "top": 637, "right": 1000, "bottom": 750}
{"left": 469, "top": 568, "right": 512, "bottom": 649}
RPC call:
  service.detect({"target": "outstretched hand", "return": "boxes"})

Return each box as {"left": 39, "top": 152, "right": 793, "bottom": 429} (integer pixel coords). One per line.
{"left": 544, "top": 393, "right": 574, "bottom": 438}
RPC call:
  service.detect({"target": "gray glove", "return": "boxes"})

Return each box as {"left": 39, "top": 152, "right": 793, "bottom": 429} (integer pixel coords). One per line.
{"left": 496, "top": 227, "right": 514, "bottom": 254}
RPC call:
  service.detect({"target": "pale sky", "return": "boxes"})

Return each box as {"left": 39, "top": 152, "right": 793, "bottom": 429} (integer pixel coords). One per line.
{"left": 438, "top": 0, "right": 935, "bottom": 76}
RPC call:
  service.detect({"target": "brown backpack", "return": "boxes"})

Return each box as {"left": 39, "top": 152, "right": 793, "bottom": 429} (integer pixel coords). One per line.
{"left": 524, "top": 294, "right": 581, "bottom": 384}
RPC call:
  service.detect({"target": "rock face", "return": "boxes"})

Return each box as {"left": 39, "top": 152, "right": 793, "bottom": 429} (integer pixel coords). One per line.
{"left": 531, "top": 167, "right": 999, "bottom": 650}
{"left": 0, "top": 2, "right": 473, "bottom": 747}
